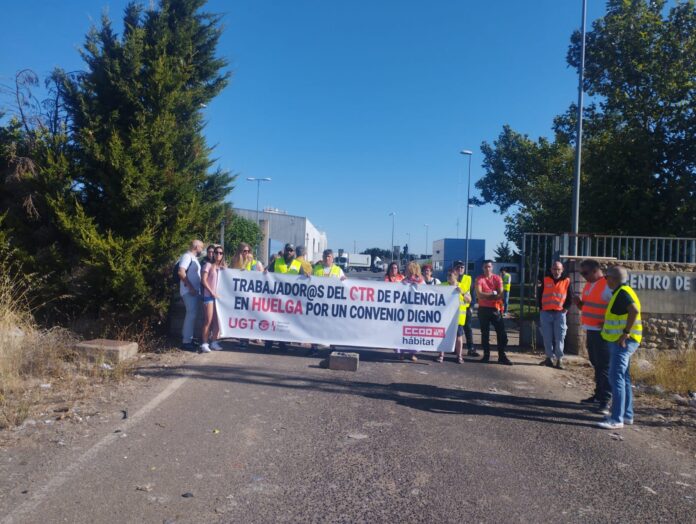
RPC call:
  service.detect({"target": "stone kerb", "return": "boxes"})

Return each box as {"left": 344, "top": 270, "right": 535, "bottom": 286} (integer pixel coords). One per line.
{"left": 74, "top": 339, "right": 139, "bottom": 364}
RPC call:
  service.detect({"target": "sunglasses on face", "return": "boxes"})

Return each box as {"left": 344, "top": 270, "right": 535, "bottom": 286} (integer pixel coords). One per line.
{"left": 242, "top": 249, "right": 250, "bottom": 253}
{"left": 215, "top": 251, "right": 224, "bottom": 255}
{"left": 286, "top": 249, "right": 294, "bottom": 253}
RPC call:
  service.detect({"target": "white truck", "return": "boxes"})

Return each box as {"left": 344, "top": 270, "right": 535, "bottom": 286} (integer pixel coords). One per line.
{"left": 335, "top": 252, "right": 372, "bottom": 272}
{"left": 347, "top": 253, "right": 371, "bottom": 272}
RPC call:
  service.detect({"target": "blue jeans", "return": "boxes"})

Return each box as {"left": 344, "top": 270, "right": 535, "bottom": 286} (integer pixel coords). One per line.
{"left": 540, "top": 310, "right": 567, "bottom": 360}
{"left": 181, "top": 292, "right": 200, "bottom": 343}
{"left": 608, "top": 339, "right": 639, "bottom": 423}
{"left": 503, "top": 291, "right": 510, "bottom": 313}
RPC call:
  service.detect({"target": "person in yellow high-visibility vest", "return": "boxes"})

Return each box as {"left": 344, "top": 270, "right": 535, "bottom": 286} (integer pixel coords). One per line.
{"left": 501, "top": 268, "right": 512, "bottom": 315}
{"left": 597, "top": 265, "right": 642, "bottom": 430}
{"left": 265, "top": 243, "right": 302, "bottom": 351}
{"left": 312, "top": 249, "right": 346, "bottom": 280}
{"left": 454, "top": 261, "right": 479, "bottom": 359}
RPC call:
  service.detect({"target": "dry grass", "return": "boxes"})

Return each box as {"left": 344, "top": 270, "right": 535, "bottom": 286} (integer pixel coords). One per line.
{"left": 0, "top": 258, "right": 133, "bottom": 430}
{"left": 631, "top": 349, "right": 696, "bottom": 395}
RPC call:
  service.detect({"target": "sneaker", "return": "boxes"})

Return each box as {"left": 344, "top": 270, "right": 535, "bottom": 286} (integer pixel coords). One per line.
{"left": 498, "top": 356, "right": 513, "bottom": 366}
{"left": 480, "top": 354, "right": 490, "bottom": 364}
{"left": 555, "top": 359, "right": 564, "bottom": 370}
{"left": 467, "top": 349, "right": 480, "bottom": 357}
{"left": 539, "top": 358, "right": 553, "bottom": 367}
{"left": 596, "top": 403, "right": 611, "bottom": 416}
{"left": 199, "top": 343, "right": 211, "bottom": 353}
{"left": 580, "top": 395, "right": 598, "bottom": 404}
{"left": 597, "top": 420, "right": 624, "bottom": 430}
{"left": 624, "top": 419, "right": 634, "bottom": 425}
{"left": 210, "top": 341, "right": 223, "bottom": 351}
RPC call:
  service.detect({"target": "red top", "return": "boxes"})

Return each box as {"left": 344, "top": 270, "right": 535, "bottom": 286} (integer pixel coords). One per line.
{"left": 476, "top": 274, "right": 503, "bottom": 308}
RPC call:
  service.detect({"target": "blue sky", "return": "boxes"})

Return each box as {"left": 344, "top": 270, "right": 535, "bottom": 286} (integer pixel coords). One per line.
{"left": 0, "top": 0, "right": 607, "bottom": 257}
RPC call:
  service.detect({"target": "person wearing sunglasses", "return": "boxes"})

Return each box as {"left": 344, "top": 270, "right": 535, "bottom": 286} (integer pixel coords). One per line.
{"left": 200, "top": 244, "right": 226, "bottom": 353}
{"left": 265, "top": 243, "right": 301, "bottom": 351}
{"left": 573, "top": 259, "right": 613, "bottom": 415}
{"left": 231, "top": 242, "right": 264, "bottom": 272}
{"left": 269, "top": 243, "right": 302, "bottom": 274}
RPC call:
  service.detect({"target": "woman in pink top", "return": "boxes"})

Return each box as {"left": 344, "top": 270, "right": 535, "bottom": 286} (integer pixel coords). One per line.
{"left": 200, "top": 245, "right": 226, "bottom": 353}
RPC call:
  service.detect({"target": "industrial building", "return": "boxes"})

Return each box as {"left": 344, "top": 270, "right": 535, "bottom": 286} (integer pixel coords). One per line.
{"left": 234, "top": 207, "right": 328, "bottom": 264}
{"left": 431, "top": 238, "right": 486, "bottom": 280}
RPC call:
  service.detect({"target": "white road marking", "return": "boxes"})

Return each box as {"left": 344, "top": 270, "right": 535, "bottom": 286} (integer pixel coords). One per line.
{"left": 2, "top": 358, "right": 203, "bottom": 524}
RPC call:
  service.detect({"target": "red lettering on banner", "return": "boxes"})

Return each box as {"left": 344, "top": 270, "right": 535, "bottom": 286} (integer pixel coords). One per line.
{"left": 251, "top": 297, "right": 303, "bottom": 315}
{"left": 349, "top": 286, "right": 375, "bottom": 302}
{"left": 229, "top": 318, "right": 257, "bottom": 330}
{"left": 402, "top": 326, "right": 445, "bottom": 338}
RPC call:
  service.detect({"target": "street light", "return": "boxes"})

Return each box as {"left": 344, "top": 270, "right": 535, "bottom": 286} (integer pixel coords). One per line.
{"left": 460, "top": 150, "right": 473, "bottom": 272}
{"left": 424, "top": 224, "right": 429, "bottom": 259}
{"left": 570, "top": 0, "right": 588, "bottom": 256}
{"left": 389, "top": 212, "right": 396, "bottom": 263}
{"left": 246, "top": 177, "right": 272, "bottom": 225}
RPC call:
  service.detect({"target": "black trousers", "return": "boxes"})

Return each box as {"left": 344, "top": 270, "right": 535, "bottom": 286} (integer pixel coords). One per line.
{"left": 463, "top": 308, "right": 474, "bottom": 351}
{"left": 586, "top": 330, "right": 611, "bottom": 403}
{"left": 478, "top": 306, "right": 508, "bottom": 356}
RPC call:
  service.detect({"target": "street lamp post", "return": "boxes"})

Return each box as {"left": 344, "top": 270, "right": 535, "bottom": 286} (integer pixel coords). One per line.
{"left": 570, "top": 0, "right": 587, "bottom": 256}
{"left": 389, "top": 212, "right": 396, "bottom": 263}
{"left": 246, "top": 177, "right": 272, "bottom": 225}
{"left": 460, "top": 150, "right": 473, "bottom": 272}
{"left": 424, "top": 224, "right": 429, "bottom": 259}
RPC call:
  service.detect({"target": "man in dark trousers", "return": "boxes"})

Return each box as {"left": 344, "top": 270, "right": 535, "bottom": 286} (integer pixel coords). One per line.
{"left": 475, "top": 260, "right": 512, "bottom": 365}
{"left": 573, "top": 259, "right": 613, "bottom": 414}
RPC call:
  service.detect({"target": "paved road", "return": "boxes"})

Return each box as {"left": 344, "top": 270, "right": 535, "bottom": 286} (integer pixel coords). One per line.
{"left": 2, "top": 344, "right": 695, "bottom": 523}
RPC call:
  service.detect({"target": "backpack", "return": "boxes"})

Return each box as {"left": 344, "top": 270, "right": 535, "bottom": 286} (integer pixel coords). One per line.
{"left": 172, "top": 257, "right": 193, "bottom": 285}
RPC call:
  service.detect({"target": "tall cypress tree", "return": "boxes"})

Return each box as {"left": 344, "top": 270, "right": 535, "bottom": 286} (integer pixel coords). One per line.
{"left": 52, "top": 0, "right": 233, "bottom": 320}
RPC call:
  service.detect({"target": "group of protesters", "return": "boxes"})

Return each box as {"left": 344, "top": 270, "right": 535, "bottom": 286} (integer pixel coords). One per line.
{"left": 177, "top": 239, "right": 642, "bottom": 430}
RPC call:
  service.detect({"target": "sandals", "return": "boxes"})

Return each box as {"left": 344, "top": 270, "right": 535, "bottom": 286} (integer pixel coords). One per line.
{"left": 435, "top": 354, "right": 444, "bottom": 363}
{"left": 457, "top": 356, "right": 465, "bottom": 364}
{"left": 410, "top": 354, "right": 418, "bottom": 362}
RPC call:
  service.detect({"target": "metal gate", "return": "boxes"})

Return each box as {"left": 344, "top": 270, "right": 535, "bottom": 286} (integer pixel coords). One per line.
{"left": 519, "top": 233, "right": 696, "bottom": 319}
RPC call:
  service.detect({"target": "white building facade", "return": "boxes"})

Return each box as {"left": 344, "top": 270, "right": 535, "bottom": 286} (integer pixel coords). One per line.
{"left": 234, "top": 207, "right": 328, "bottom": 263}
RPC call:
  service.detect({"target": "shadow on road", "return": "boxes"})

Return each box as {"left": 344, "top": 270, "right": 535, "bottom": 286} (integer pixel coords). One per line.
{"left": 139, "top": 356, "right": 601, "bottom": 428}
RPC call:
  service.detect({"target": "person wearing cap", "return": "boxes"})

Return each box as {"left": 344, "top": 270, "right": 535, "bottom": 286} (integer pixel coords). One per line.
{"left": 454, "top": 260, "right": 479, "bottom": 358}
{"left": 313, "top": 249, "right": 346, "bottom": 280}
{"left": 265, "top": 243, "right": 302, "bottom": 351}
{"left": 270, "top": 243, "right": 302, "bottom": 274}
{"left": 295, "top": 245, "right": 314, "bottom": 276}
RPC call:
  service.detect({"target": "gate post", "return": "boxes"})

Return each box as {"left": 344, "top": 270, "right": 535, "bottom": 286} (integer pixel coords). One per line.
{"left": 565, "top": 258, "right": 586, "bottom": 357}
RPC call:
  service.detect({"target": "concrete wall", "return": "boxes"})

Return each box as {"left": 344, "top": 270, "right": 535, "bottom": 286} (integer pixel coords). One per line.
{"left": 564, "top": 261, "right": 696, "bottom": 355}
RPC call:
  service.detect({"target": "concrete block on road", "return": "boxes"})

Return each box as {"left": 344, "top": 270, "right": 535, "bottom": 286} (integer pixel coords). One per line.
{"left": 329, "top": 351, "right": 359, "bottom": 372}
{"left": 74, "top": 339, "right": 138, "bottom": 364}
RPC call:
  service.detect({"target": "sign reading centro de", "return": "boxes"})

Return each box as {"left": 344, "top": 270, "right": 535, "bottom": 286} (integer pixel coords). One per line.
{"left": 216, "top": 269, "right": 460, "bottom": 352}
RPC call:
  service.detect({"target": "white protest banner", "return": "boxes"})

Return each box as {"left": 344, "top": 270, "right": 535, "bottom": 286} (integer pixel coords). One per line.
{"left": 216, "top": 269, "right": 460, "bottom": 352}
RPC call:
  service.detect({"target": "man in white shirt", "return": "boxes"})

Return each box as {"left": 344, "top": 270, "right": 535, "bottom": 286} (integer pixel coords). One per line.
{"left": 178, "top": 239, "right": 204, "bottom": 350}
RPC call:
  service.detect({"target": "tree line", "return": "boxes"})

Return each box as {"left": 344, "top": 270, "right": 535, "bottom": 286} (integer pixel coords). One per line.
{"left": 0, "top": 0, "right": 260, "bottom": 327}
{"left": 474, "top": 0, "right": 696, "bottom": 248}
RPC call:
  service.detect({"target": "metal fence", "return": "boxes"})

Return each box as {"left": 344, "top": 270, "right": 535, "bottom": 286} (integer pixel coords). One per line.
{"left": 519, "top": 233, "right": 696, "bottom": 319}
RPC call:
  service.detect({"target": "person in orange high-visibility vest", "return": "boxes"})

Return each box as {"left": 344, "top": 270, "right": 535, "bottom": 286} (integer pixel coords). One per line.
{"left": 573, "top": 259, "right": 613, "bottom": 415}
{"left": 537, "top": 261, "right": 573, "bottom": 369}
